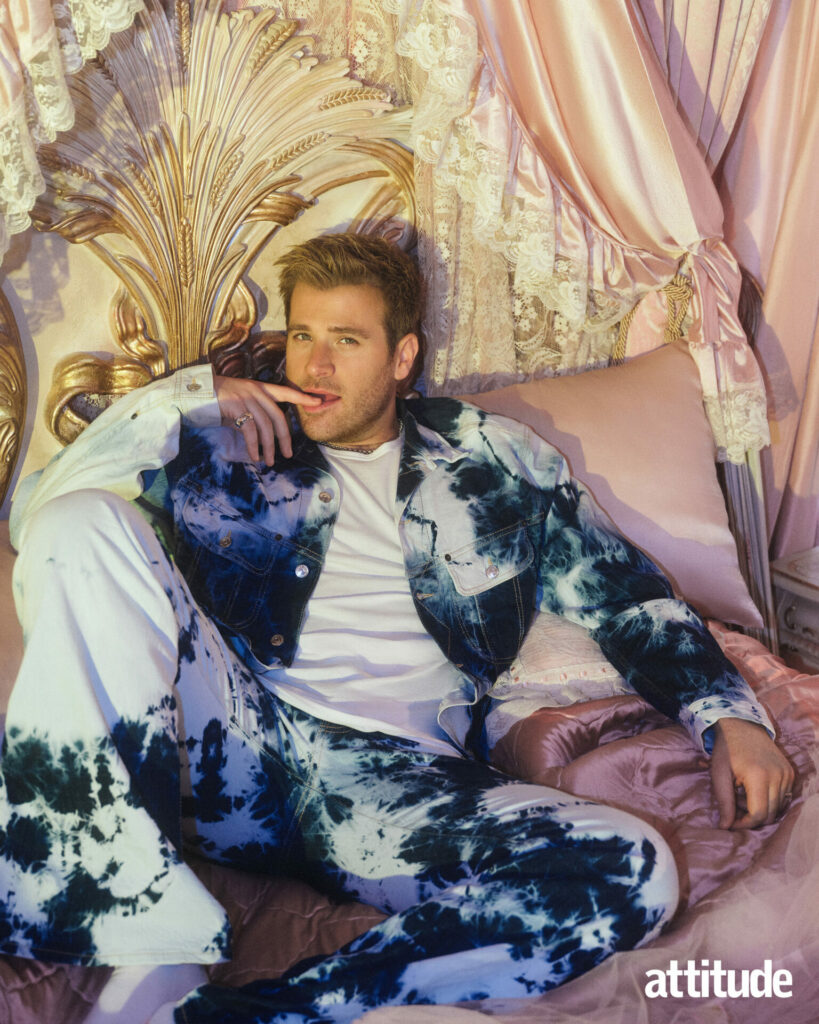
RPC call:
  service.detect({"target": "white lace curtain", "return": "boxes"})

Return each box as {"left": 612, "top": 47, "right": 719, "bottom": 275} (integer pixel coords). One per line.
{"left": 0, "top": 0, "right": 143, "bottom": 261}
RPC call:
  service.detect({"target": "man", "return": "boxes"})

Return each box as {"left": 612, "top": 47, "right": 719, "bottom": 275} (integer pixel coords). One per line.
{"left": 0, "top": 234, "right": 792, "bottom": 1024}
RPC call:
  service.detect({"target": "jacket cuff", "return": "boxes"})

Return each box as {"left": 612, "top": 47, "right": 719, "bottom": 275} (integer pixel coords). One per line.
{"left": 172, "top": 365, "right": 220, "bottom": 426}
{"left": 681, "top": 688, "right": 777, "bottom": 754}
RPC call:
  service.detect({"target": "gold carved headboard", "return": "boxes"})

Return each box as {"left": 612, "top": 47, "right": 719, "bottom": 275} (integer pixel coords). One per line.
{"left": 0, "top": 292, "right": 26, "bottom": 509}
{"left": 21, "top": 0, "right": 414, "bottom": 456}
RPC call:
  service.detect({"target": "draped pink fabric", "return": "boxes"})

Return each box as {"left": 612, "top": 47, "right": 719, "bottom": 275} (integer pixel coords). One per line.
{"left": 465, "top": 0, "right": 769, "bottom": 463}
{"left": 717, "top": 0, "right": 819, "bottom": 555}
{"left": 635, "top": 0, "right": 772, "bottom": 171}
{"left": 468, "top": 0, "right": 718, "bottom": 252}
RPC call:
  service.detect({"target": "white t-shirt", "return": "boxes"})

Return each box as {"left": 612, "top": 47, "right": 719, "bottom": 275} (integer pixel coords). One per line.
{"left": 263, "top": 437, "right": 464, "bottom": 755}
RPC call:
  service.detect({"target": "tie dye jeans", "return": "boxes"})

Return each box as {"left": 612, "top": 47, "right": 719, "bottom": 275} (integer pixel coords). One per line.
{"left": 0, "top": 491, "right": 678, "bottom": 1022}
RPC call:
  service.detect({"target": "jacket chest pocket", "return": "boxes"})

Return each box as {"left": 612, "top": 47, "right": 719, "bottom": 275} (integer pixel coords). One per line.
{"left": 441, "top": 525, "right": 536, "bottom": 663}
{"left": 442, "top": 522, "right": 534, "bottom": 595}
{"left": 174, "top": 489, "right": 282, "bottom": 630}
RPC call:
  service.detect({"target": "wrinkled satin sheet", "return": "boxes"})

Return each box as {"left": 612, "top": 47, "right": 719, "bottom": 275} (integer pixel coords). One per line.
{"left": 362, "top": 623, "right": 819, "bottom": 1023}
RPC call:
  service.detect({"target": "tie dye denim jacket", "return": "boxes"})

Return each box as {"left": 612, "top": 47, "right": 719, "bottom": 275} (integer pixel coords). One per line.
{"left": 11, "top": 365, "right": 772, "bottom": 754}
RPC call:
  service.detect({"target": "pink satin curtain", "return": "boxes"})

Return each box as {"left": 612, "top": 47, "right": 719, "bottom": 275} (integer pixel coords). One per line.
{"left": 468, "top": 0, "right": 818, "bottom": 556}
{"left": 717, "top": 0, "right": 819, "bottom": 557}
{"left": 468, "top": 0, "right": 719, "bottom": 260}
{"left": 636, "top": 0, "right": 771, "bottom": 171}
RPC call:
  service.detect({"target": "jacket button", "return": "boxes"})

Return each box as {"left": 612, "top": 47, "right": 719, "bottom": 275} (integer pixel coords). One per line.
{"left": 218, "top": 532, "right": 232, "bottom": 548}
{"left": 295, "top": 564, "right": 309, "bottom": 578}
{"left": 318, "top": 490, "right": 333, "bottom": 503}
{"left": 270, "top": 634, "right": 284, "bottom": 646}
{"left": 485, "top": 564, "right": 499, "bottom": 579}
{"left": 186, "top": 379, "right": 202, "bottom": 392}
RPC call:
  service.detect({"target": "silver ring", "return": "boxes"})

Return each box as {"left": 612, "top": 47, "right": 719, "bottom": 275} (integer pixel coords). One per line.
{"left": 233, "top": 412, "right": 254, "bottom": 428}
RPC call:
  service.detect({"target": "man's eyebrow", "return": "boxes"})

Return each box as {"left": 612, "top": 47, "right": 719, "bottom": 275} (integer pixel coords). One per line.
{"left": 287, "top": 323, "right": 374, "bottom": 338}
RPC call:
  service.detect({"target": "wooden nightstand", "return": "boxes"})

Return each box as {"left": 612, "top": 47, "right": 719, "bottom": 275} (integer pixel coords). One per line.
{"left": 770, "top": 546, "right": 819, "bottom": 674}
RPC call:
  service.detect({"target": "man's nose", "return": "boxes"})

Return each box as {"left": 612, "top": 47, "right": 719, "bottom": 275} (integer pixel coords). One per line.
{"left": 307, "top": 341, "right": 334, "bottom": 377}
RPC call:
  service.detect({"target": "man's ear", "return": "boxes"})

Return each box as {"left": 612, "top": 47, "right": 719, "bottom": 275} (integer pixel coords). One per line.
{"left": 393, "top": 333, "right": 419, "bottom": 383}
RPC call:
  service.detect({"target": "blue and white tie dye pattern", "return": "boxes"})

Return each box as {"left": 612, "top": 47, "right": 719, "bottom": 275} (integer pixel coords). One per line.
{"left": 0, "top": 491, "right": 677, "bottom": 1022}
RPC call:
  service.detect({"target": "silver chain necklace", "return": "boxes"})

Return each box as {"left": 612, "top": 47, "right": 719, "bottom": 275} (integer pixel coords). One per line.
{"left": 321, "top": 422, "right": 403, "bottom": 455}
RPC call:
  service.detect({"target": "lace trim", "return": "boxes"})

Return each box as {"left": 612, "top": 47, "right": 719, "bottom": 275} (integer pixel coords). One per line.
{"left": 0, "top": 0, "right": 143, "bottom": 259}
{"left": 0, "top": 95, "right": 46, "bottom": 231}
{"left": 10, "top": 1, "right": 767, "bottom": 461}
{"left": 62, "top": 0, "right": 144, "bottom": 61}
{"left": 702, "top": 387, "right": 770, "bottom": 464}
{"left": 276, "top": 0, "right": 411, "bottom": 102}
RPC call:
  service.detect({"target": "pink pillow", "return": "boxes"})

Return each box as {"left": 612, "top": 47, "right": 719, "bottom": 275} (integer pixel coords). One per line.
{"left": 462, "top": 343, "right": 762, "bottom": 628}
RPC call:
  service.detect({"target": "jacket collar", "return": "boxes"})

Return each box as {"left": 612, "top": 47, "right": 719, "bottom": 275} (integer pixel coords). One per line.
{"left": 396, "top": 400, "right": 468, "bottom": 508}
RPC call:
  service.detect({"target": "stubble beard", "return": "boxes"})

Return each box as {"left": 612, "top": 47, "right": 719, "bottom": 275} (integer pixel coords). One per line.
{"left": 295, "top": 376, "right": 398, "bottom": 446}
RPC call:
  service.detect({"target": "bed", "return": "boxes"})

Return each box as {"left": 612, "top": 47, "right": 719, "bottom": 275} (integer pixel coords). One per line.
{"left": 1, "top": 3, "right": 818, "bottom": 1022}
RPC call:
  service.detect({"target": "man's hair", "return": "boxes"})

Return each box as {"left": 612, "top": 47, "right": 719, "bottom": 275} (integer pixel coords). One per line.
{"left": 276, "top": 233, "right": 423, "bottom": 380}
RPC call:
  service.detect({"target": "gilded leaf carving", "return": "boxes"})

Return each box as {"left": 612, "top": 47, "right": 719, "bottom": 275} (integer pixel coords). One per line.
{"left": 32, "top": 0, "right": 414, "bottom": 444}
{"left": 0, "top": 292, "right": 27, "bottom": 508}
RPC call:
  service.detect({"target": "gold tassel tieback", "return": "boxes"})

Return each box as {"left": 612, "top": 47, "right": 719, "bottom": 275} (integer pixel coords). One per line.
{"left": 612, "top": 272, "right": 693, "bottom": 364}
{"left": 663, "top": 273, "right": 692, "bottom": 345}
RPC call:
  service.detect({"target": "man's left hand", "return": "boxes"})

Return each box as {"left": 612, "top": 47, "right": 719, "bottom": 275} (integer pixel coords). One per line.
{"left": 709, "top": 718, "right": 795, "bottom": 829}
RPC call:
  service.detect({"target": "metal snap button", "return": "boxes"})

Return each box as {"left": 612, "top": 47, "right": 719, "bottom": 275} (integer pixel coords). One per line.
{"left": 295, "top": 564, "right": 309, "bottom": 578}
{"left": 186, "top": 379, "right": 202, "bottom": 391}
{"left": 270, "top": 634, "right": 284, "bottom": 647}
{"left": 218, "top": 532, "right": 232, "bottom": 548}
{"left": 485, "top": 564, "right": 499, "bottom": 579}
{"left": 318, "top": 490, "right": 333, "bottom": 503}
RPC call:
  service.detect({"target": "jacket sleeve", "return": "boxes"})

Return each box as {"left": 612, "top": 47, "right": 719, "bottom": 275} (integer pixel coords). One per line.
{"left": 9, "top": 365, "right": 219, "bottom": 551}
{"left": 529, "top": 432, "right": 774, "bottom": 753}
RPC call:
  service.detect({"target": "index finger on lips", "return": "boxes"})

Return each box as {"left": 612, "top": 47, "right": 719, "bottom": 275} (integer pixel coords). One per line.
{"left": 262, "top": 383, "right": 323, "bottom": 407}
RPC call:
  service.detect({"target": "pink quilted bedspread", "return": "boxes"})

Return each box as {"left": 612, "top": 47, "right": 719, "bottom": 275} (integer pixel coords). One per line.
{"left": 2, "top": 625, "right": 818, "bottom": 1024}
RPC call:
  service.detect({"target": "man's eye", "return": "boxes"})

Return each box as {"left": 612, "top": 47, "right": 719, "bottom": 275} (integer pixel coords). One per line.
{"left": 338, "top": 336, "right": 359, "bottom": 346}
{"left": 290, "top": 332, "right": 310, "bottom": 342}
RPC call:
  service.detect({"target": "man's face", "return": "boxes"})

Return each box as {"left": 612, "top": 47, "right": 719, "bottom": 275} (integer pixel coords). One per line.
{"left": 285, "top": 281, "right": 418, "bottom": 448}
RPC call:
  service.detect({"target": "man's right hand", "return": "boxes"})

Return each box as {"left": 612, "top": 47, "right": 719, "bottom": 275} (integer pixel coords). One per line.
{"left": 214, "top": 375, "right": 321, "bottom": 465}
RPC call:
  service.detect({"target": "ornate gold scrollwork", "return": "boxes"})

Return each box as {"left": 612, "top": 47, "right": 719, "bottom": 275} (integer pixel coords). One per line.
{"left": 0, "top": 290, "right": 26, "bottom": 507}
{"left": 32, "top": 0, "right": 415, "bottom": 443}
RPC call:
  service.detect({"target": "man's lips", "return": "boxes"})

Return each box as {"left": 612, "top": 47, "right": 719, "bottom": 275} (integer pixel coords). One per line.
{"left": 282, "top": 377, "right": 342, "bottom": 409}
{"left": 301, "top": 388, "right": 341, "bottom": 409}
